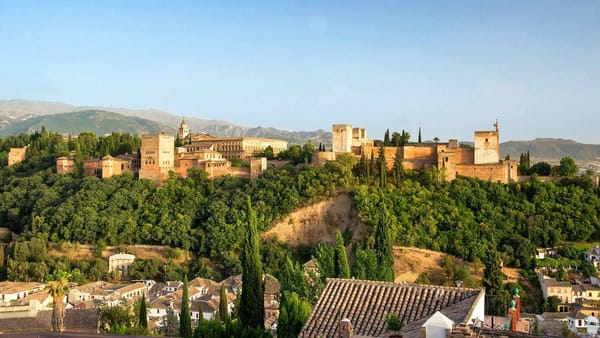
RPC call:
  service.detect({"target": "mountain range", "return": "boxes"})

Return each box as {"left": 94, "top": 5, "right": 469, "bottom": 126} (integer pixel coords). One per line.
{"left": 1, "top": 99, "right": 599, "bottom": 161}
{"left": 0, "top": 99, "right": 330, "bottom": 146}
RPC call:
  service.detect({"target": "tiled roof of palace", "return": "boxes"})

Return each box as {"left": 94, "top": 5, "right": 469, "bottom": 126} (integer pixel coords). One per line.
{"left": 300, "top": 278, "right": 484, "bottom": 338}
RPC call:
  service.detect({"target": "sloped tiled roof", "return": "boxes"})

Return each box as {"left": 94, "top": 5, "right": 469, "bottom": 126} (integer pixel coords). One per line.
{"left": 0, "top": 308, "right": 99, "bottom": 333}
{"left": 116, "top": 282, "right": 147, "bottom": 295}
{"left": 300, "top": 278, "right": 484, "bottom": 338}
{"left": 0, "top": 282, "right": 45, "bottom": 295}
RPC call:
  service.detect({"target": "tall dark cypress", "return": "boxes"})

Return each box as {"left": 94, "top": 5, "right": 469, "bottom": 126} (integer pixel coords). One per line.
{"left": 219, "top": 283, "right": 229, "bottom": 322}
{"left": 378, "top": 144, "right": 387, "bottom": 188}
{"left": 139, "top": 293, "right": 148, "bottom": 330}
{"left": 483, "top": 249, "right": 508, "bottom": 316}
{"left": 384, "top": 129, "right": 391, "bottom": 146}
{"left": 239, "top": 197, "right": 265, "bottom": 329}
{"left": 179, "top": 276, "right": 192, "bottom": 338}
{"left": 418, "top": 127, "right": 422, "bottom": 143}
{"left": 334, "top": 232, "right": 350, "bottom": 278}
{"left": 374, "top": 205, "right": 395, "bottom": 282}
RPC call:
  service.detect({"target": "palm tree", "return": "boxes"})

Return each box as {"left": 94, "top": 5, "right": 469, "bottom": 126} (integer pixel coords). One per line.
{"left": 47, "top": 274, "right": 71, "bottom": 332}
{"left": 433, "top": 137, "right": 440, "bottom": 144}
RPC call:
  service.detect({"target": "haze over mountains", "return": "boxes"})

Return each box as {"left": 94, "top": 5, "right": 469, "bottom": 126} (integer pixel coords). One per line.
{"left": 0, "top": 99, "right": 330, "bottom": 146}
{"left": 1, "top": 99, "right": 599, "bottom": 161}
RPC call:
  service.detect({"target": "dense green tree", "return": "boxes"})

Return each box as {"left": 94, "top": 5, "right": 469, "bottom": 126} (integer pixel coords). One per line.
{"left": 219, "top": 283, "right": 229, "bottom": 322}
{"left": 161, "top": 307, "right": 180, "bottom": 337}
{"left": 378, "top": 144, "right": 387, "bottom": 187}
{"left": 138, "top": 293, "right": 148, "bottom": 331}
{"left": 314, "top": 244, "right": 335, "bottom": 281}
{"left": 518, "top": 151, "right": 531, "bottom": 175}
{"left": 383, "top": 129, "right": 391, "bottom": 146}
{"left": 385, "top": 312, "right": 403, "bottom": 331}
{"left": 393, "top": 146, "right": 403, "bottom": 186}
{"left": 279, "top": 257, "right": 310, "bottom": 301}
{"left": 400, "top": 130, "right": 410, "bottom": 146}
{"left": 334, "top": 232, "right": 350, "bottom": 278}
{"left": 374, "top": 205, "right": 395, "bottom": 282}
{"left": 258, "top": 145, "right": 274, "bottom": 159}
{"left": 544, "top": 296, "right": 561, "bottom": 312}
{"left": 277, "top": 292, "right": 312, "bottom": 338}
{"left": 194, "top": 318, "right": 223, "bottom": 337}
{"left": 180, "top": 275, "right": 192, "bottom": 338}
{"left": 99, "top": 303, "right": 134, "bottom": 334}
{"left": 555, "top": 156, "right": 578, "bottom": 177}
{"left": 418, "top": 127, "right": 422, "bottom": 143}
{"left": 483, "top": 249, "right": 508, "bottom": 316}
{"left": 391, "top": 132, "right": 402, "bottom": 146}
{"left": 352, "top": 247, "right": 379, "bottom": 280}
{"left": 238, "top": 197, "right": 264, "bottom": 329}
{"left": 529, "top": 162, "right": 552, "bottom": 176}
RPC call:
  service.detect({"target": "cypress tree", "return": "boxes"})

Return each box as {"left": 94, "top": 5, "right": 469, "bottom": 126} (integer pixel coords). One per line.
{"left": 334, "top": 232, "right": 350, "bottom": 278}
{"left": 384, "top": 129, "right": 391, "bottom": 146}
{"left": 418, "top": 127, "right": 422, "bottom": 143}
{"left": 277, "top": 292, "right": 312, "bottom": 338}
{"left": 393, "top": 146, "right": 403, "bottom": 186}
{"left": 139, "top": 293, "right": 148, "bottom": 330}
{"left": 219, "top": 283, "right": 229, "bottom": 322}
{"left": 378, "top": 144, "right": 387, "bottom": 188}
{"left": 369, "top": 149, "right": 376, "bottom": 183}
{"left": 374, "top": 205, "right": 395, "bottom": 282}
{"left": 179, "top": 276, "right": 192, "bottom": 338}
{"left": 483, "top": 248, "right": 508, "bottom": 316}
{"left": 239, "top": 197, "right": 265, "bottom": 329}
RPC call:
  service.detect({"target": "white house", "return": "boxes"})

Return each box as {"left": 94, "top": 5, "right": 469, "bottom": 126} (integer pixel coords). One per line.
{"left": 583, "top": 245, "right": 600, "bottom": 268}
{"left": 422, "top": 311, "right": 455, "bottom": 338}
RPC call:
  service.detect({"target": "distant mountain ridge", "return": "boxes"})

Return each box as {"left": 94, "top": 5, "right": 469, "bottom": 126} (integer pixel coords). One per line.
{"left": 0, "top": 110, "right": 174, "bottom": 137}
{"left": 2, "top": 99, "right": 600, "bottom": 161}
{"left": 0, "top": 99, "right": 331, "bottom": 146}
{"left": 501, "top": 138, "right": 600, "bottom": 161}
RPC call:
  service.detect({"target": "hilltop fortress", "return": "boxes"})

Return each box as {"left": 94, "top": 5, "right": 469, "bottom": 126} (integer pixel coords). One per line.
{"left": 53, "top": 119, "right": 516, "bottom": 184}
{"left": 323, "top": 121, "right": 517, "bottom": 184}
{"left": 56, "top": 119, "right": 287, "bottom": 184}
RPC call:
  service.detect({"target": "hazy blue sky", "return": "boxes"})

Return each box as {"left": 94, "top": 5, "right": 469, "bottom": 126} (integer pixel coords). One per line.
{"left": 1, "top": 1, "right": 599, "bottom": 143}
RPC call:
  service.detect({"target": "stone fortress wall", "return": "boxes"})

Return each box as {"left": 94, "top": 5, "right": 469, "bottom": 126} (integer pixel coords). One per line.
{"left": 331, "top": 121, "right": 517, "bottom": 184}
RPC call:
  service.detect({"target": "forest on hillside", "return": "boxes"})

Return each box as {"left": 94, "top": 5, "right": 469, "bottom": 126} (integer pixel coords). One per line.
{"left": 1, "top": 130, "right": 600, "bottom": 310}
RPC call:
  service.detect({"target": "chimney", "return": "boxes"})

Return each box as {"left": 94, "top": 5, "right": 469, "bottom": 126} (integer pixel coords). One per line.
{"left": 509, "top": 288, "right": 521, "bottom": 332}
{"left": 514, "top": 294, "right": 521, "bottom": 323}
{"left": 339, "top": 318, "right": 353, "bottom": 338}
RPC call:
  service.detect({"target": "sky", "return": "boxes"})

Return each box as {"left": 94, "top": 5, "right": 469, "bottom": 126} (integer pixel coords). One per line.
{"left": 1, "top": 0, "right": 599, "bottom": 143}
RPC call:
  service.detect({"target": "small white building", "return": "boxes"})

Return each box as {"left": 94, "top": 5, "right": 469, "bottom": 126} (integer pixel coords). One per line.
{"left": 422, "top": 311, "right": 455, "bottom": 338}
{"left": 108, "top": 253, "right": 136, "bottom": 276}
{"left": 583, "top": 245, "right": 600, "bottom": 268}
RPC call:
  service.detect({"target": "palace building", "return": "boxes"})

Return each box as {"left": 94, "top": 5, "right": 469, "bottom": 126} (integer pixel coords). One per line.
{"left": 330, "top": 120, "right": 518, "bottom": 184}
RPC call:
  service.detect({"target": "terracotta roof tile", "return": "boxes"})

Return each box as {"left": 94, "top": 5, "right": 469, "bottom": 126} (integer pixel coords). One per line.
{"left": 300, "top": 278, "right": 484, "bottom": 338}
{"left": 0, "top": 308, "right": 99, "bottom": 333}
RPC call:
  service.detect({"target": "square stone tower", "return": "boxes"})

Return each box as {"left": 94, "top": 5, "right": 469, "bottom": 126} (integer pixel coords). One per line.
{"left": 332, "top": 124, "right": 353, "bottom": 153}
{"left": 474, "top": 121, "right": 500, "bottom": 164}
{"left": 139, "top": 133, "right": 175, "bottom": 184}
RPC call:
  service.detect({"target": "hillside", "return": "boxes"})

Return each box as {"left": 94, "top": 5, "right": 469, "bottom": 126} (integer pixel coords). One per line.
{"left": 501, "top": 138, "right": 600, "bottom": 161}
{"left": 0, "top": 99, "right": 332, "bottom": 146}
{"left": 263, "top": 194, "right": 369, "bottom": 246}
{"left": 0, "top": 110, "right": 174, "bottom": 137}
